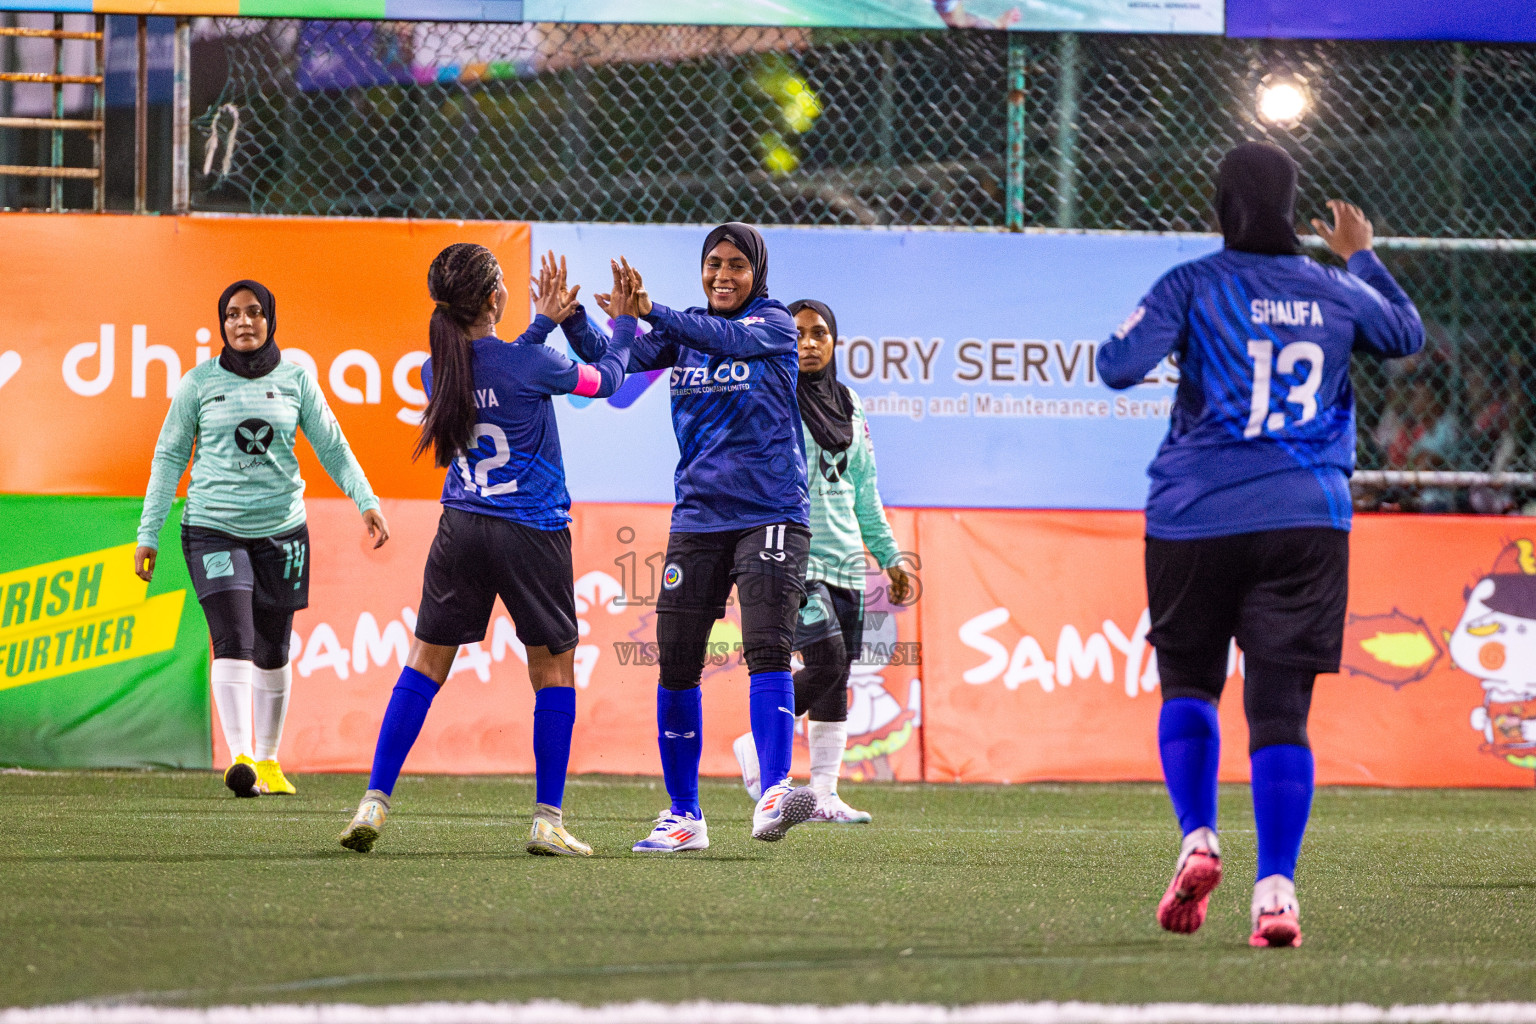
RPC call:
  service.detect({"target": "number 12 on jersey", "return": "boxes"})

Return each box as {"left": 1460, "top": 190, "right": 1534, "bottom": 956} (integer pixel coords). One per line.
{"left": 1244, "top": 339, "right": 1325, "bottom": 439}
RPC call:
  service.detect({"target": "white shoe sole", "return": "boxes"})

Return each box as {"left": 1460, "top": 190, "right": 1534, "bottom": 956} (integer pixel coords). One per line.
{"left": 631, "top": 835, "right": 709, "bottom": 853}
{"left": 752, "top": 787, "right": 817, "bottom": 842}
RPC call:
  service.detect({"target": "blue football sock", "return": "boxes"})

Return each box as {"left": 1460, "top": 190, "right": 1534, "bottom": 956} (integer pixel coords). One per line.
{"left": 749, "top": 670, "right": 796, "bottom": 789}
{"left": 367, "top": 667, "right": 441, "bottom": 796}
{"left": 1251, "top": 743, "right": 1314, "bottom": 880}
{"left": 1158, "top": 696, "right": 1221, "bottom": 836}
{"left": 656, "top": 685, "right": 702, "bottom": 818}
{"left": 533, "top": 685, "right": 576, "bottom": 809}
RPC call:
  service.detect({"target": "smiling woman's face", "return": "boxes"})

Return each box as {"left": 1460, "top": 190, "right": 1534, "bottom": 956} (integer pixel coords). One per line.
{"left": 223, "top": 289, "right": 268, "bottom": 352}
{"left": 702, "top": 240, "right": 753, "bottom": 315}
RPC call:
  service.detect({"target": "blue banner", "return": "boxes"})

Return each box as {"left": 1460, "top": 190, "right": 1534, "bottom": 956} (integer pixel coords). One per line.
{"left": 1226, "top": 0, "right": 1533, "bottom": 43}
{"left": 532, "top": 224, "right": 1221, "bottom": 511}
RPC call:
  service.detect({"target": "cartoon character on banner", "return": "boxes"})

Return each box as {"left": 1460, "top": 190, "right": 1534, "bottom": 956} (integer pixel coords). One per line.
{"left": 1340, "top": 538, "right": 1536, "bottom": 775}
{"left": 841, "top": 576, "right": 920, "bottom": 783}
{"left": 1447, "top": 540, "right": 1536, "bottom": 770}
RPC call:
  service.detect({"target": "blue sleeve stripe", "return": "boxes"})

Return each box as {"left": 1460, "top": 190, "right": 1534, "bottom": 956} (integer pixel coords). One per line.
{"left": 1187, "top": 301, "right": 1254, "bottom": 438}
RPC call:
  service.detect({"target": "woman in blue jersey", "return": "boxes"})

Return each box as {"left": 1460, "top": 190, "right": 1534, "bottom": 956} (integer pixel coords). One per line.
{"left": 136, "top": 280, "right": 388, "bottom": 801}
{"left": 572, "top": 223, "right": 817, "bottom": 852}
{"left": 339, "top": 245, "right": 633, "bottom": 857}
{"left": 1098, "top": 143, "right": 1424, "bottom": 948}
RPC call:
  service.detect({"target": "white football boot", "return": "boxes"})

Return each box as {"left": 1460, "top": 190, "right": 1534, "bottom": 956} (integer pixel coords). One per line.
{"left": 809, "top": 791, "right": 872, "bottom": 824}
{"left": 751, "top": 780, "right": 817, "bottom": 842}
{"left": 632, "top": 810, "right": 709, "bottom": 852}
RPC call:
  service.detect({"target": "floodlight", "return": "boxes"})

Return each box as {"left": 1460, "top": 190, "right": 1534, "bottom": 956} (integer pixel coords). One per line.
{"left": 1257, "top": 74, "right": 1310, "bottom": 126}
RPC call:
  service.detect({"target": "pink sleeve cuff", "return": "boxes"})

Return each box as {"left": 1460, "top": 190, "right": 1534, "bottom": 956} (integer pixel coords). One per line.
{"left": 572, "top": 363, "right": 603, "bottom": 398}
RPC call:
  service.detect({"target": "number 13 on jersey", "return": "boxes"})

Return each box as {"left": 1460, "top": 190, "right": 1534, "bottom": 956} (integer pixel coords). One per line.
{"left": 1245, "top": 339, "right": 1325, "bottom": 439}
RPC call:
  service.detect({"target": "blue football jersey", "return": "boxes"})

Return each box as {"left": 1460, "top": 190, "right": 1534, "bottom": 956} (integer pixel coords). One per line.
{"left": 1097, "top": 249, "right": 1423, "bottom": 540}
{"left": 423, "top": 314, "right": 631, "bottom": 530}
{"left": 563, "top": 299, "right": 810, "bottom": 532}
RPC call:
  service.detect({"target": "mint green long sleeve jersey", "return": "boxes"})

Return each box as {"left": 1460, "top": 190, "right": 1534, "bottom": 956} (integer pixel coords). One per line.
{"left": 804, "top": 390, "right": 902, "bottom": 590}
{"left": 137, "top": 359, "right": 379, "bottom": 549}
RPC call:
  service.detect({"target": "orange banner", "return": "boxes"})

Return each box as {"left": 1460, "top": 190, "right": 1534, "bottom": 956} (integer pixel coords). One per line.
{"left": 202, "top": 501, "right": 1535, "bottom": 788}
{"left": 0, "top": 215, "right": 531, "bottom": 501}
{"left": 218, "top": 500, "right": 924, "bottom": 784}
{"left": 916, "top": 509, "right": 1536, "bottom": 788}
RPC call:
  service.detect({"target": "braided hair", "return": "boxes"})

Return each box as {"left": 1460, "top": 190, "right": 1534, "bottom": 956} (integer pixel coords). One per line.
{"left": 414, "top": 243, "right": 501, "bottom": 467}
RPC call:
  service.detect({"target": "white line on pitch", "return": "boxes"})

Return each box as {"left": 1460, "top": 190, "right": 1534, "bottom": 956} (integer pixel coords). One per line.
{"left": 10, "top": 1001, "right": 1536, "bottom": 1024}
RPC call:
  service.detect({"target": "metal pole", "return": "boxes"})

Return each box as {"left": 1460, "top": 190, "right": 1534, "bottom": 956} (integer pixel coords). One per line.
{"left": 1005, "top": 34, "right": 1026, "bottom": 231}
{"left": 50, "top": 13, "right": 62, "bottom": 211}
{"left": 875, "top": 39, "right": 895, "bottom": 225}
{"left": 1052, "top": 32, "right": 1079, "bottom": 229}
{"left": 172, "top": 16, "right": 189, "bottom": 214}
{"left": 92, "top": 13, "right": 103, "bottom": 211}
{"left": 1448, "top": 44, "right": 1468, "bottom": 417}
{"left": 134, "top": 15, "right": 146, "bottom": 213}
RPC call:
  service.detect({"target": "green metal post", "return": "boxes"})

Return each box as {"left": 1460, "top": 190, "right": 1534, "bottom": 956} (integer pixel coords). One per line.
{"left": 1005, "top": 34, "right": 1026, "bottom": 231}
{"left": 50, "top": 13, "right": 62, "bottom": 211}
{"left": 1053, "top": 32, "right": 1079, "bottom": 229}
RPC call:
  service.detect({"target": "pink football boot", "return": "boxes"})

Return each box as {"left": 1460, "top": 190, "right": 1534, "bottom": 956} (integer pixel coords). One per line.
{"left": 1157, "top": 827, "right": 1223, "bottom": 934}
{"left": 1249, "top": 875, "right": 1303, "bottom": 947}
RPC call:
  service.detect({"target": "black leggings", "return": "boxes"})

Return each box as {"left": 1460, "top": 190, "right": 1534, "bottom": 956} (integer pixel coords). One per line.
{"left": 200, "top": 590, "right": 293, "bottom": 670}
{"left": 657, "top": 571, "right": 801, "bottom": 689}
{"left": 795, "top": 634, "right": 851, "bottom": 723}
{"left": 1158, "top": 646, "right": 1316, "bottom": 753}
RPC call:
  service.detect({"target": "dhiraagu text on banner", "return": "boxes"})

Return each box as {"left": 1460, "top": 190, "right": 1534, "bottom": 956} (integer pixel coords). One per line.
{"left": 0, "top": 496, "right": 210, "bottom": 769}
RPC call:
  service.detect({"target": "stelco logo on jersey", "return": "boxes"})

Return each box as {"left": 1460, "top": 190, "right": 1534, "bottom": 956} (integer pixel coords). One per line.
{"left": 671, "top": 360, "right": 752, "bottom": 389}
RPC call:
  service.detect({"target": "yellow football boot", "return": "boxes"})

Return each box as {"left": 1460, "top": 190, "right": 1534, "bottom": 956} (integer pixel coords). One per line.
{"left": 255, "top": 759, "right": 296, "bottom": 796}
{"left": 223, "top": 755, "right": 260, "bottom": 799}
{"left": 526, "top": 815, "right": 593, "bottom": 857}
{"left": 339, "top": 792, "right": 390, "bottom": 853}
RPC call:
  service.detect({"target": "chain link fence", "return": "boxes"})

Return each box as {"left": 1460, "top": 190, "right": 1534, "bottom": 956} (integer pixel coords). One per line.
{"left": 183, "top": 20, "right": 1536, "bottom": 509}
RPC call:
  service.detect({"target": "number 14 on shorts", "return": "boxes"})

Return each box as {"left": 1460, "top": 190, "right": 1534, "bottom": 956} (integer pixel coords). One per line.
{"left": 1244, "top": 339, "right": 1324, "bottom": 438}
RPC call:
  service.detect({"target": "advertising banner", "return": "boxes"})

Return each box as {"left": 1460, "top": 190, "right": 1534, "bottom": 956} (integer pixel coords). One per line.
{"left": 533, "top": 223, "right": 1219, "bottom": 511}
{"left": 918, "top": 509, "right": 1536, "bottom": 788}
{"left": 0, "top": 214, "right": 531, "bottom": 502}
{"left": 523, "top": 0, "right": 1220, "bottom": 33}
{"left": 1226, "top": 0, "right": 1530, "bottom": 43}
{"left": 0, "top": 496, "right": 209, "bottom": 769}
{"left": 247, "top": 498, "right": 924, "bottom": 783}
{"left": 0, "top": 0, "right": 1219, "bottom": 33}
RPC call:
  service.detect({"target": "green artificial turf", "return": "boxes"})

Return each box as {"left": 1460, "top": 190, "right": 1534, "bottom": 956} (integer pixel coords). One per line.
{"left": 1, "top": 772, "right": 1533, "bottom": 1009}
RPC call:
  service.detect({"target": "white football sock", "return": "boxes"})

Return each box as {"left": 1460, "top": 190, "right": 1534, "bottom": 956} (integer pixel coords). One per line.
{"left": 252, "top": 663, "right": 292, "bottom": 762}
{"left": 733, "top": 731, "right": 762, "bottom": 800}
{"left": 210, "top": 658, "right": 254, "bottom": 760}
{"left": 807, "top": 719, "right": 848, "bottom": 798}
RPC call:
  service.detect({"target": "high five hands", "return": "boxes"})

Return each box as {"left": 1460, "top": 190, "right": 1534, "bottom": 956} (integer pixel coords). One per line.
{"left": 531, "top": 250, "right": 582, "bottom": 323}
{"left": 1311, "top": 199, "right": 1373, "bottom": 261}
{"left": 594, "top": 257, "right": 652, "bottom": 320}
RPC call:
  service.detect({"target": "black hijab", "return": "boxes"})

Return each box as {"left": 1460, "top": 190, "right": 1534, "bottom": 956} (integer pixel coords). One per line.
{"left": 1215, "top": 142, "right": 1302, "bottom": 256}
{"left": 217, "top": 279, "right": 281, "bottom": 379}
{"left": 789, "top": 299, "right": 855, "bottom": 454}
{"left": 701, "top": 222, "right": 770, "bottom": 315}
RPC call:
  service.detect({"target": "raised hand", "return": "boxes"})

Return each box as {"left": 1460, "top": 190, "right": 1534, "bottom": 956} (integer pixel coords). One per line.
{"left": 603, "top": 259, "right": 637, "bottom": 319}
{"left": 532, "top": 250, "right": 581, "bottom": 323}
{"left": 622, "top": 257, "right": 653, "bottom": 317}
{"left": 1311, "top": 199, "right": 1373, "bottom": 261}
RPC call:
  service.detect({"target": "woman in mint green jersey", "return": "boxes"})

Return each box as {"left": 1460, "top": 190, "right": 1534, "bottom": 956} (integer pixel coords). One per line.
{"left": 733, "top": 298, "right": 911, "bottom": 824}
{"left": 135, "top": 280, "right": 389, "bottom": 799}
